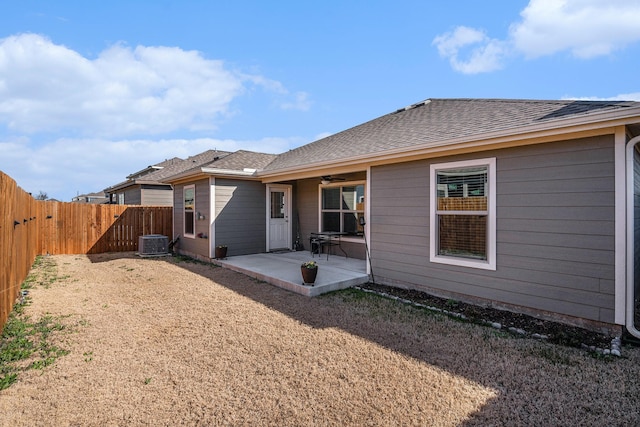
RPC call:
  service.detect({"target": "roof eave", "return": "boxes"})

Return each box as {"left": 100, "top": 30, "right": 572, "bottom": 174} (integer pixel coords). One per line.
{"left": 259, "top": 108, "right": 640, "bottom": 180}
{"left": 165, "top": 167, "right": 259, "bottom": 184}
{"left": 135, "top": 180, "right": 173, "bottom": 186}
{"left": 103, "top": 180, "right": 134, "bottom": 193}
{"left": 126, "top": 165, "right": 163, "bottom": 179}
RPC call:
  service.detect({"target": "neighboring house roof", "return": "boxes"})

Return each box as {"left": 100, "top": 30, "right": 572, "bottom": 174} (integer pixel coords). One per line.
{"left": 71, "top": 191, "right": 109, "bottom": 204}
{"left": 139, "top": 150, "right": 233, "bottom": 183}
{"left": 167, "top": 150, "right": 278, "bottom": 182}
{"left": 104, "top": 150, "right": 232, "bottom": 192}
{"left": 126, "top": 157, "right": 183, "bottom": 180}
{"left": 202, "top": 150, "right": 277, "bottom": 172}
{"left": 262, "top": 98, "right": 640, "bottom": 174}
{"left": 111, "top": 98, "right": 640, "bottom": 187}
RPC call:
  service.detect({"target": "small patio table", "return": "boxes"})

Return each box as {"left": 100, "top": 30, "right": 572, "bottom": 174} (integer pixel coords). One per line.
{"left": 310, "top": 232, "right": 348, "bottom": 260}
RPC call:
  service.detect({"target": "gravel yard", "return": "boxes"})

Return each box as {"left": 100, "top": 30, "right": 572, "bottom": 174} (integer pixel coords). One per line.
{"left": 1, "top": 252, "right": 639, "bottom": 426}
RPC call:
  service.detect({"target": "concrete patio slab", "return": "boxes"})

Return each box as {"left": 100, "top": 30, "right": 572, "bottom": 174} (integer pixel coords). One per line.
{"left": 215, "top": 250, "right": 369, "bottom": 296}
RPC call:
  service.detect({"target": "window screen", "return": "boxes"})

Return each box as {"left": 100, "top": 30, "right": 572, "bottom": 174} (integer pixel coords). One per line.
{"left": 436, "top": 166, "right": 488, "bottom": 260}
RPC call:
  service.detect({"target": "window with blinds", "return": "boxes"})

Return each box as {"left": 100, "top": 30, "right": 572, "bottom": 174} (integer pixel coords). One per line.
{"left": 430, "top": 158, "right": 496, "bottom": 270}
{"left": 436, "top": 166, "right": 488, "bottom": 259}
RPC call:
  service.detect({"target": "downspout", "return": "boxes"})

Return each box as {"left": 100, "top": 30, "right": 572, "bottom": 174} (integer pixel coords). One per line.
{"left": 210, "top": 177, "right": 216, "bottom": 258}
{"left": 625, "top": 134, "right": 640, "bottom": 339}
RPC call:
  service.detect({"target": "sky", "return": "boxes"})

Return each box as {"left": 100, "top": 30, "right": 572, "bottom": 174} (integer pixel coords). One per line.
{"left": 1, "top": 0, "right": 639, "bottom": 202}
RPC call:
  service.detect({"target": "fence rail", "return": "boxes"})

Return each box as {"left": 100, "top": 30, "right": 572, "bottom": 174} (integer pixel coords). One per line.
{"left": 1, "top": 171, "right": 173, "bottom": 331}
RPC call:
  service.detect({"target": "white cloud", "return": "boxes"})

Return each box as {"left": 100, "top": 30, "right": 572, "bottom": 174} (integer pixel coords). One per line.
{"left": 280, "top": 92, "right": 311, "bottom": 111}
{"left": 0, "top": 135, "right": 305, "bottom": 201}
{"left": 562, "top": 92, "right": 640, "bottom": 101}
{"left": 0, "top": 34, "right": 309, "bottom": 137}
{"left": 510, "top": 0, "right": 640, "bottom": 59}
{"left": 0, "top": 33, "right": 314, "bottom": 202}
{"left": 243, "top": 74, "right": 312, "bottom": 111}
{"left": 432, "top": 26, "right": 508, "bottom": 74}
{"left": 434, "top": 0, "right": 640, "bottom": 73}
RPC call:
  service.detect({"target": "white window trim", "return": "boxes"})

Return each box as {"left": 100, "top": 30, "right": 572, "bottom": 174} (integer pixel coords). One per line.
{"left": 183, "top": 184, "right": 195, "bottom": 238}
{"left": 318, "top": 180, "right": 366, "bottom": 243}
{"left": 429, "top": 158, "right": 496, "bottom": 270}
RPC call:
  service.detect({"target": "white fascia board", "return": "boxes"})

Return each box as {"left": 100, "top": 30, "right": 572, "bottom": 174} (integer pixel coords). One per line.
{"left": 166, "top": 167, "right": 258, "bottom": 184}
{"left": 200, "top": 168, "right": 258, "bottom": 177}
{"left": 257, "top": 112, "right": 640, "bottom": 180}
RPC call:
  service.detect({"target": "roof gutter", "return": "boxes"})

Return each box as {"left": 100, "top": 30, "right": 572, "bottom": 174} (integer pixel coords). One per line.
{"left": 166, "top": 167, "right": 259, "bottom": 184}
{"left": 103, "top": 180, "right": 133, "bottom": 193}
{"left": 258, "top": 106, "right": 640, "bottom": 180}
{"left": 200, "top": 167, "right": 258, "bottom": 177}
{"left": 104, "top": 179, "right": 172, "bottom": 192}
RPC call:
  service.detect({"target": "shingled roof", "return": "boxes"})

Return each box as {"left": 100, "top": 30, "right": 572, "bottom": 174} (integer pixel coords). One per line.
{"left": 202, "top": 150, "right": 277, "bottom": 171}
{"left": 139, "top": 150, "right": 232, "bottom": 182}
{"left": 166, "top": 150, "right": 278, "bottom": 182}
{"left": 263, "top": 98, "right": 640, "bottom": 172}
{"left": 105, "top": 149, "right": 232, "bottom": 192}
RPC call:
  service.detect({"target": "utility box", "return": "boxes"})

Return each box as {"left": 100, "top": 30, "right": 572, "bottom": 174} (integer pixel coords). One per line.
{"left": 138, "top": 234, "right": 169, "bottom": 257}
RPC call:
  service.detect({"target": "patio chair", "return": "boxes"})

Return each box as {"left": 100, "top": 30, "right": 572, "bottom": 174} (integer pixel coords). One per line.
{"left": 310, "top": 234, "right": 330, "bottom": 260}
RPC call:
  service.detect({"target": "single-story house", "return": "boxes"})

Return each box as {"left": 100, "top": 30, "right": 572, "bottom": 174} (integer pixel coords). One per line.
{"left": 104, "top": 150, "right": 230, "bottom": 205}
{"left": 167, "top": 150, "right": 279, "bottom": 256}
{"left": 71, "top": 191, "right": 109, "bottom": 204}
{"left": 165, "top": 98, "right": 640, "bottom": 338}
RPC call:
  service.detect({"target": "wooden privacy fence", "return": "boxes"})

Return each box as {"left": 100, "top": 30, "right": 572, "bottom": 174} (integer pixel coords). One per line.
{"left": 39, "top": 201, "right": 173, "bottom": 254}
{"left": 1, "top": 171, "right": 173, "bottom": 331}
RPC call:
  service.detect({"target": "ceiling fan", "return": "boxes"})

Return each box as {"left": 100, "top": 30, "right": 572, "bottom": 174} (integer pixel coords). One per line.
{"left": 320, "top": 175, "right": 346, "bottom": 185}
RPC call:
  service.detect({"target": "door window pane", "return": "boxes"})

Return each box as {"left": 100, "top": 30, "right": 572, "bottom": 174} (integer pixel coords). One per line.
{"left": 270, "top": 191, "right": 285, "bottom": 218}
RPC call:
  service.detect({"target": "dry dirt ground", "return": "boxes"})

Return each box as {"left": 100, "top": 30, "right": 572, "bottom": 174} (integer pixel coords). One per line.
{"left": 1, "top": 252, "right": 639, "bottom": 426}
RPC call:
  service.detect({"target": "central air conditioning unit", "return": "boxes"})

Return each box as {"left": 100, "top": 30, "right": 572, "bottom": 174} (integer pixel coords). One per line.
{"left": 138, "top": 234, "right": 169, "bottom": 257}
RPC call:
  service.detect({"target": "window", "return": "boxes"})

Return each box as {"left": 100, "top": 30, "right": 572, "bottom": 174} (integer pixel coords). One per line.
{"left": 184, "top": 185, "right": 195, "bottom": 237}
{"left": 270, "top": 191, "right": 285, "bottom": 219}
{"left": 321, "top": 183, "right": 365, "bottom": 235}
{"left": 430, "top": 158, "right": 496, "bottom": 270}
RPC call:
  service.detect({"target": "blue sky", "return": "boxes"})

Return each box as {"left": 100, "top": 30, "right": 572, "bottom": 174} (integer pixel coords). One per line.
{"left": 1, "top": 0, "right": 639, "bottom": 201}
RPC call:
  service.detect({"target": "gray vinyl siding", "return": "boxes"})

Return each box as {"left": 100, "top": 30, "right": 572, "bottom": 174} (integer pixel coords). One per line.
{"left": 172, "top": 179, "right": 209, "bottom": 257}
{"left": 214, "top": 179, "right": 266, "bottom": 256}
{"left": 173, "top": 184, "right": 183, "bottom": 241}
{"left": 297, "top": 178, "right": 319, "bottom": 250}
{"left": 370, "top": 135, "right": 616, "bottom": 324}
{"left": 141, "top": 185, "right": 173, "bottom": 206}
{"left": 123, "top": 187, "right": 141, "bottom": 205}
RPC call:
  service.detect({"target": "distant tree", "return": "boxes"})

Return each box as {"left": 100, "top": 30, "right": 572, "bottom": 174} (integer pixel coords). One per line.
{"left": 35, "top": 191, "right": 48, "bottom": 200}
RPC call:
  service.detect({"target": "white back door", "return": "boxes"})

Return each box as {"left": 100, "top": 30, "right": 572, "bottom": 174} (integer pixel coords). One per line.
{"left": 267, "top": 185, "right": 291, "bottom": 251}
